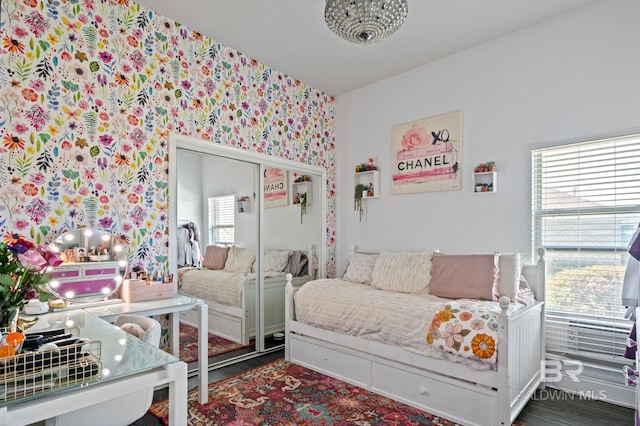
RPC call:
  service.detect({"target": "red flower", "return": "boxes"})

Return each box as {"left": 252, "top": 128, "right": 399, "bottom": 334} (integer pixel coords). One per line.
{"left": 127, "top": 193, "right": 139, "bottom": 204}
{"left": 21, "top": 183, "right": 38, "bottom": 196}
{"left": 21, "top": 88, "right": 38, "bottom": 102}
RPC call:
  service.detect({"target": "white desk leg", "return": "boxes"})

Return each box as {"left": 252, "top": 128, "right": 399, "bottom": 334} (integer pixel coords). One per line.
{"left": 169, "top": 311, "right": 179, "bottom": 357}
{"left": 167, "top": 361, "right": 188, "bottom": 426}
{"left": 198, "top": 303, "right": 209, "bottom": 404}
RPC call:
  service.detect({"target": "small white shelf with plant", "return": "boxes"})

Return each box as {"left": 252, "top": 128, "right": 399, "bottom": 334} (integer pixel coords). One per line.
{"left": 354, "top": 160, "right": 380, "bottom": 221}
{"left": 292, "top": 181, "right": 312, "bottom": 205}
{"left": 292, "top": 175, "right": 312, "bottom": 224}
{"left": 472, "top": 161, "right": 497, "bottom": 193}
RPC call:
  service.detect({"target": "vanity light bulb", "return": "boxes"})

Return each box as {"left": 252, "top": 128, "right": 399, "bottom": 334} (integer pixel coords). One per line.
{"left": 113, "top": 245, "right": 123, "bottom": 253}
{"left": 101, "top": 287, "right": 111, "bottom": 295}
{"left": 63, "top": 234, "right": 75, "bottom": 241}
{"left": 64, "top": 291, "right": 75, "bottom": 299}
{"left": 114, "top": 275, "right": 123, "bottom": 283}
{"left": 49, "top": 280, "right": 60, "bottom": 289}
{"left": 118, "top": 260, "right": 127, "bottom": 268}
{"left": 114, "top": 354, "right": 122, "bottom": 362}
{"left": 65, "top": 319, "right": 74, "bottom": 327}
{"left": 118, "top": 338, "right": 127, "bottom": 345}
{"left": 83, "top": 229, "right": 93, "bottom": 237}
{"left": 101, "top": 234, "right": 111, "bottom": 242}
{"left": 102, "top": 368, "right": 110, "bottom": 377}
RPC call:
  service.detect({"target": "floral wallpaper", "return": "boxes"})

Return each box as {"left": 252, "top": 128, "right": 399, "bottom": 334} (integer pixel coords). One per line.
{"left": 0, "top": 0, "right": 336, "bottom": 275}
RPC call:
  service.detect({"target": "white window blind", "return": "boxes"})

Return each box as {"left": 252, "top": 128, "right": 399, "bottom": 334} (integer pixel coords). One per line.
{"left": 532, "top": 134, "right": 640, "bottom": 360}
{"left": 208, "top": 195, "right": 235, "bottom": 246}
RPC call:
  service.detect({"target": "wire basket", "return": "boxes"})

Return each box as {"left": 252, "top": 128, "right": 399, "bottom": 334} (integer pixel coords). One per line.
{"left": 0, "top": 327, "right": 101, "bottom": 401}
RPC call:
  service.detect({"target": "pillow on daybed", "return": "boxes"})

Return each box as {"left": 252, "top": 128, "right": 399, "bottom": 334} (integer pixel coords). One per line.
{"left": 224, "top": 246, "right": 256, "bottom": 272}
{"left": 343, "top": 252, "right": 378, "bottom": 284}
{"left": 201, "top": 245, "right": 229, "bottom": 270}
{"left": 496, "top": 253, "right": 521, "bottom": 301}
{"left": 371, "top": 251, "right": 434, "bottom": 293}
{"left": 429, "top": 253, "right": 498, "bottom": 301}
{"left": 262, "top": 250, "right": 292, "bottom": 273}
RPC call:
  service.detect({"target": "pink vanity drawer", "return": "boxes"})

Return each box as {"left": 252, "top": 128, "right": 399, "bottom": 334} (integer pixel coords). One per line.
{"left": 57, "top": 278, "right": 118, "bottom": 296}
{"left": 49, "top": 269, "right": 81, "bottom": 279}
{"left": 85, "top": 266, "right": 118, "bottom": 276}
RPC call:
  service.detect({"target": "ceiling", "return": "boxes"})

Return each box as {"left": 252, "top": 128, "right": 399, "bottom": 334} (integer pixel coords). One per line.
{"left": 135, "top": 0, "right": 599, "bottom": 96}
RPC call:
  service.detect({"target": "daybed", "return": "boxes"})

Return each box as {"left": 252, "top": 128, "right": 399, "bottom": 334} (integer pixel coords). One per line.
{"left": 285, "top": 247, "right": 546, "bottom": 426}
{"left": 179, "top": 245, "right": 315, "bottom": 345}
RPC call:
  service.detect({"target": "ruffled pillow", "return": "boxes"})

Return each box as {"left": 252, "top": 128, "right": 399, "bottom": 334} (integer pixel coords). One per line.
{"left": 371, "top": 251, "right": 434, "bottom": 294}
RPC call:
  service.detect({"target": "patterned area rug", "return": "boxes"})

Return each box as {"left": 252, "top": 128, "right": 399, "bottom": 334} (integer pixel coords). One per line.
{"left": 178, "top": 322, "right": 248, "bottom": 363}
{"left": 149, "top": 358, "right": 470, "bottom": 425}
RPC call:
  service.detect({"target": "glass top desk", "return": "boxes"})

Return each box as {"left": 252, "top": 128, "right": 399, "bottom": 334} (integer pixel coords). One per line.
{"left": 0, "top": 309, "right": 187, "bottom": 426}
{"left": 84, "top": 295, "right": 208, "bottom": 404}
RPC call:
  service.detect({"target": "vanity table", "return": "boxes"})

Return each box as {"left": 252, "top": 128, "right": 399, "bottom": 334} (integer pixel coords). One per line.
{"left": 0, "top": 310, "right": 187, "bottom": 426}
{"left": 45, "top": 228, "right": 209, "bottom": 404}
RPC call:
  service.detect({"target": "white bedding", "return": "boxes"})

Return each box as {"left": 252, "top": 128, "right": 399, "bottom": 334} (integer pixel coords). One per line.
{"left": 294, "top": 278, "right": 527, "bottom": 369}
{"left": 178, "top": 268, "right": 284, "bottom": 308}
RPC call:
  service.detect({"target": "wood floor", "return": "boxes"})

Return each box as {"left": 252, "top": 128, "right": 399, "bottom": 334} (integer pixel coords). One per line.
{"left": 131, "top": 350, "right": 636, "bottom": 426}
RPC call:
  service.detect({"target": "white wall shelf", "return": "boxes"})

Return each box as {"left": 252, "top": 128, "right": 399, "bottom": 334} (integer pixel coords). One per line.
{"left": 354, "top": 170, "right": 380, "bottom": 198}
{"left": 292, "top": 180, "right": 312, "bottom": 205}
{"left": 473, "top": 171, "right": 497, "bottom": 193}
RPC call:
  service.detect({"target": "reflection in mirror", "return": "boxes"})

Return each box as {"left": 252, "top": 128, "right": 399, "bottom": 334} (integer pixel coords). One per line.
{"left": 261, "top": 165, "right": 322, "bottom": 353}
{"left": 47, "top": 228, "right": 128, "bottom": 304}
{"left": 175, "top": 149, "right": 259, "bottom": 362}
{"left": 169, "top": 134, "right": 326, "bottom": 370}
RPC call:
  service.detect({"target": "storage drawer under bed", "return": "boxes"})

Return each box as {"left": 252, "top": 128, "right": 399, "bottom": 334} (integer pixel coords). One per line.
{"left": 371, "top": 360, "right": 496, "bottom": 426}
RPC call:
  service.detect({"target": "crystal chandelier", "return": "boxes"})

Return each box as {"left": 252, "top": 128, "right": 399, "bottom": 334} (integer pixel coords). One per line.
{"left": 324, "top": 0, "right": 409, "bottom": 44}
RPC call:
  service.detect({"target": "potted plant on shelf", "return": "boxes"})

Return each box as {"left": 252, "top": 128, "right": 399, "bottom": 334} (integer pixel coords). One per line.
{"left": 367, "top": 182, "right": 374, "bottom": 197}
{"left": 354, "top": 184, "right": 368, "bottom": 221}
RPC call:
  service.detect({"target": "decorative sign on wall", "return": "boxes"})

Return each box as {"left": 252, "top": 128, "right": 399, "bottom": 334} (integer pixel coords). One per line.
{"left": 264, "top": 167, "right": 288, "bottom": 208}
{"left": 391, "top": 111, "right": 462, "bottom": 194}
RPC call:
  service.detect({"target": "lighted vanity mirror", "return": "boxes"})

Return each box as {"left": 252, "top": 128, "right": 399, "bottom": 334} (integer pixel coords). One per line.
{"left": 47, "top": 229, "right": 128, "bottom": 304}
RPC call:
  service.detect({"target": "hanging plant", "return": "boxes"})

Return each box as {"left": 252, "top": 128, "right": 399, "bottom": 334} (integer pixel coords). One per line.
{"left": 299, "top": 192, "right": 307, "bottom": 224}
{"left": 354, "top": 184, "right": 368, "bottom": 221}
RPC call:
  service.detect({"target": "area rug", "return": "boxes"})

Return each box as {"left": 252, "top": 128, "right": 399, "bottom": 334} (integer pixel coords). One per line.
{"left": 178, "top": 322, "right": 248, "bottom": 364}
{"left": 150, "top": 358, "right": 469, "bottom": 425}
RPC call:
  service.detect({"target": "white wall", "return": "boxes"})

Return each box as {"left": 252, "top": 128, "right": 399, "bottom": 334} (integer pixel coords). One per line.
{"left": 334, "top": 0, "right": 640, "bottom": 275}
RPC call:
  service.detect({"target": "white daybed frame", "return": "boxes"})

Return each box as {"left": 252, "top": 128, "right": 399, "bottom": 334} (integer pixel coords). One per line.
{"left": 284, "top": 248, "right": 546, "bottom": 426}
{"left": 180, "top": 248, "right": 315, "bottom": 346}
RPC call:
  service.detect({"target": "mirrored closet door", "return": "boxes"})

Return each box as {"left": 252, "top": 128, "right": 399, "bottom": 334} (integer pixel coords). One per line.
{"left": 169, "top": 134, "right": 326, "bottom": 369}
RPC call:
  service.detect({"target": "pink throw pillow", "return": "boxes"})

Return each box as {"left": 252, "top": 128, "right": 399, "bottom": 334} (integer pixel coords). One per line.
{"left": 201, "top": 245, "right": 229, "bottom": 270}
{"left": 428, "top": 254, "right": 498, "bottom": 301}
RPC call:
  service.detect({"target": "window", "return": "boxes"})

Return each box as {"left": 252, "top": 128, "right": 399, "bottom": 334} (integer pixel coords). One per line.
{"left": 208, "top": 195, "right": 235, "bottom": 246}
{"left": 532, "top": 134, "right": 640, "bottom": 360}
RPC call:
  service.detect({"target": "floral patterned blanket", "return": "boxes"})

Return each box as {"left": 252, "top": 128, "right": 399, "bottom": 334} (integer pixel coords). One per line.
{"left": 427, "top": 300, "right": 510, "bottom": 368}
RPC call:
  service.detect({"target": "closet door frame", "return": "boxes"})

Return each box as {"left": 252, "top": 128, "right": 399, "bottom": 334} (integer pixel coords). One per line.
{"left": 168, "top": 133, "right": 327, "bottom": 357}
